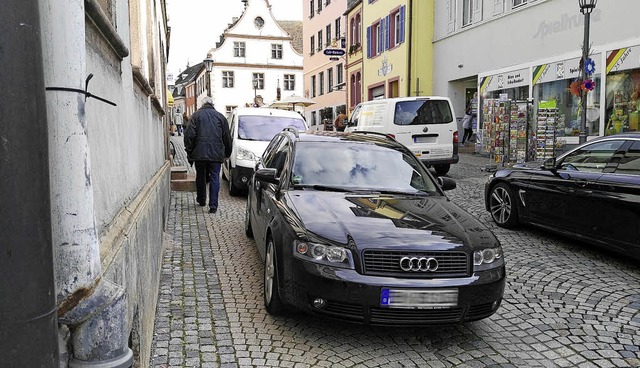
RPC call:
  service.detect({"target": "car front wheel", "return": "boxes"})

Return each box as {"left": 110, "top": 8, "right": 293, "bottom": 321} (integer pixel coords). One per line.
{"left": 488, "top": 183, "right": 519, "bottom": 228}
{"left": 264, "top": 237, "right": 286, "bottom": 315}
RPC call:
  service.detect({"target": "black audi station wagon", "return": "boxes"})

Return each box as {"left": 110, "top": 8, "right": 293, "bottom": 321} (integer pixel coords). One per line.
{"left": 245, "top": 129, "right": 506, "bottom": 326}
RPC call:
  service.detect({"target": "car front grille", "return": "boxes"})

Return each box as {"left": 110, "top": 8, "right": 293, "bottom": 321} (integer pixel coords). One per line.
{"left": 362, "top": 250, "right": 469, "bottom": 277}
{"left": 370, "top": 307, "right": 464, "bottom": 325}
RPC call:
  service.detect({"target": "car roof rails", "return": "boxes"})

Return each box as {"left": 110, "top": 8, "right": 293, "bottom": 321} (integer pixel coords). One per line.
{"left": 349, "top": 130, "right": 396, "bottom": 141}
{"left": 282, "top": 126, "right": 299, "bottom": 138}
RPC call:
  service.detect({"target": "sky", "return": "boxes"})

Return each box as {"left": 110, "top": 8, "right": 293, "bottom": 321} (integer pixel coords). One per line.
{"left": 166, "top": 0, "right": 302, "bottom": 80}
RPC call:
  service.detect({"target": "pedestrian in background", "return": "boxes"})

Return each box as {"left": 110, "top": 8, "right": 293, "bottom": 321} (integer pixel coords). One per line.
{"left": 174, "top": 108, "right": 184, "bottom": 136}
{"left": 334, "top": 113, "right": 347, "bottom": 132}
{"left": 184, "top": 97, "right": 232, "bottom": 214}
{"left": 461, "top": 107, "right": 474, "bottom": 146}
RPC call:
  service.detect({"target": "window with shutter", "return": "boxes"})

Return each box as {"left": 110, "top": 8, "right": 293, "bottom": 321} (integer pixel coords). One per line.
{"left": 398, "top": 6, "right": 405, "bottom": 43}
{"left": 385, "top": 15, "right": 390, "bottom": 50}
{"left": 447, "top": 0, "right": 456, "bottom": 33}
{"left": 472, "top": 0, "right": 483, "bottom": 23}
{"left": 366, "top": 26, "right": 372, "bottom": 58}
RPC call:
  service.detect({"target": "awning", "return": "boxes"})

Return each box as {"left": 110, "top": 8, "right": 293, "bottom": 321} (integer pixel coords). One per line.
{"left": 167, "top": 89, "right": 174, "bottom": 107}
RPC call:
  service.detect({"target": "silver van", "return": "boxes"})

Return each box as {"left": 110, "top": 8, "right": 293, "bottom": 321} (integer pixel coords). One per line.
{"left": 345, "top": 96, "right": 459, "bottom": 175}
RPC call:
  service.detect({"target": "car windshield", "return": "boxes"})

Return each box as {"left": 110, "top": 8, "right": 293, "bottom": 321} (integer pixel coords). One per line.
{"left": 238, "top": 116, "right": 306, "bottom": 141}
{"left": 394, "top": 100, "right": 454, "bottom": 125}
{"left": 291, "top": 141, "right": 439, "bottom": 194}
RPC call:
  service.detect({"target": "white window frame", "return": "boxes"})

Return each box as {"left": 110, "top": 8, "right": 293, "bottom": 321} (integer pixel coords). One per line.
{"left": 233, "top": 42, "right": 245, "bottom": 57}
{"left": 271, "top": 44, "right": 283, "bottom": 59}
{"left": 222, "top": 71, "right": 234, "bottom": 88}
{"left": 253, "top": 73, "right": 264, "bottom": 90}
{"left": 284, "top": 74, "right": 295, "bottom": 91}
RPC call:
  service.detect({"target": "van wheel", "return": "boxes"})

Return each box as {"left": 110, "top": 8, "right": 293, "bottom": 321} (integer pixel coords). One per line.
{"left": 434, "top": 164, "right": 450, "bottom": 176}
{"left": 229, "top": 169, "right": 241, "bottom": 196}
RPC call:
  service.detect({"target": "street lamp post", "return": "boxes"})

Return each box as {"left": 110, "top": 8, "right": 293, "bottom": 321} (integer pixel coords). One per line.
{"left": 252, "top": 78, "right": 258, "bottom": 106}
{"left": 578, "top": 0, "right": 597, "bottom": 144}
{"left": 203, "top": 53, "right": 214, "bottom": 97}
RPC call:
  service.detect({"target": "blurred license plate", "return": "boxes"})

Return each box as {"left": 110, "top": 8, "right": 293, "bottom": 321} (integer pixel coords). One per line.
{"left": 380, "top": 288, "right": 458, "bottom": 309}
{"left": 413, "top": 136, "right": 437, "bottom": 143}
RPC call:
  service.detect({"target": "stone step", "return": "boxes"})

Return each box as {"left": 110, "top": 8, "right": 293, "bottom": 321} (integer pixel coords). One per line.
{"left": 171, "top": 173, "right": 196, "bottom": 192}
{"left": 171, "top": 166, "right": 188, "bottom": 180}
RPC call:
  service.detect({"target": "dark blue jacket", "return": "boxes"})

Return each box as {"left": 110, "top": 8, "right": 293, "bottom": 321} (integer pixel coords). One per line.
{"left": 184, "top": 103, "right": 232, "bottom": 163}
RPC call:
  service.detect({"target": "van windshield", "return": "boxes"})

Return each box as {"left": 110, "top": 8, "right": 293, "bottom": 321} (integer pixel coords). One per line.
{"left": 393, "top": 100, "right": 454, "bottom": 125}
{"left": 238, "top": 116, "right": 306, "bottom": 141}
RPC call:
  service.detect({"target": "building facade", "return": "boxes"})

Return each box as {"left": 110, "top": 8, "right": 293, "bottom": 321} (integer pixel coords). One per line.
{"left": 207, "top": 0, "right": 304, "bottom": 117}
{"left": 433, "top": 0, "right": 640, "bottom": 159}
{"left": 2, "top": 0, "right": 172, "bottom": 366}
{"left": 303, "top": 0, "right": 348, "bottom": 130}
{"left": 345, "top": 0, "right": 364, "bottom": 114}
{"left": 345, "top": 0, "right": 435, "bottom": 114}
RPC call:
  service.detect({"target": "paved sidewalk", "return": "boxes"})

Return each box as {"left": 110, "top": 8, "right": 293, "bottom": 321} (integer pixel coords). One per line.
{"left": 152, "top": 136, "right": 238, "bottom": 367}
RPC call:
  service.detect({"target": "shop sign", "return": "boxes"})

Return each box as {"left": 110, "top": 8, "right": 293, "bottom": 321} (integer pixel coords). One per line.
{"left": 480, "top": 68, "right": 529, "bottom": 93}
{"left": 606, "top": 45, "right": 640, "bottom": 74}
{"left": 532, "top": 54, "right": 602, "bottom": 85}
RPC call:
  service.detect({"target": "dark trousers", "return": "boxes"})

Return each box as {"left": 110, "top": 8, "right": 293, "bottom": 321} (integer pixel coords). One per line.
{"left": 195, "top": 161, "right": 221, "bottom": 210}
{"left": 462, "top": 128, "right": 473, "bottom": 143}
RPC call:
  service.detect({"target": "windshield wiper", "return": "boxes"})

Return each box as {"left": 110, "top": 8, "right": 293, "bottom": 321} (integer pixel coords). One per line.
{"left": 376, "top": 189, "right": 432, "bottom": 196}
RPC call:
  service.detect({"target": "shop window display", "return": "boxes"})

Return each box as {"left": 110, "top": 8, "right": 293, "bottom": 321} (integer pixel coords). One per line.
{"left": 532, "top": 77, "right": 601, "bottom": 138}
{"left": 605, "top": 69, "right": 640, "bottom": 134}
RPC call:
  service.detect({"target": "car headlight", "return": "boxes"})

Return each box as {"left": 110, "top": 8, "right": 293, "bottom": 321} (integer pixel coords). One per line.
{"left": 473, "top": 246, "right": 504, "bottom": 271}
{"left": 236, "top": 147, "right": 256, "bottom": 161}
{"left": 293, "top": 240, "right": 354, "bottom": 269}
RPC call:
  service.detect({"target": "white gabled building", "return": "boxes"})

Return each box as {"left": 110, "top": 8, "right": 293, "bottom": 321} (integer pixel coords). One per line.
{"left": 205, "top": 0, "right": 304, "bottom": 116}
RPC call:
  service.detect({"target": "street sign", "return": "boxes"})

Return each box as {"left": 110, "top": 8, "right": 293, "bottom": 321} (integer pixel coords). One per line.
{"left": 323, "top": 49, "right": 345, "bottom": 56}
{"left": 329, "top": 57, "right": 339, "bottom": 61}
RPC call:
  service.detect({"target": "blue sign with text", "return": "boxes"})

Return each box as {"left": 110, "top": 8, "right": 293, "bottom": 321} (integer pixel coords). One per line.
{"left": 324, "top": 49, "right": 345, "bottom": 56}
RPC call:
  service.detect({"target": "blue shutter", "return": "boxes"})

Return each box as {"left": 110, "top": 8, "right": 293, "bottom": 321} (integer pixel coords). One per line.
{"left": 377, "top": 21, "right": 383, "bottom": 54}
{"left": 366, "top": 26, "right": 372, "bottom": 58}
{"left": 385, "top": 15, "right": 391, "bottom": 50}
{"left": 399, "top": 5, "right": 406, "bottom": 44}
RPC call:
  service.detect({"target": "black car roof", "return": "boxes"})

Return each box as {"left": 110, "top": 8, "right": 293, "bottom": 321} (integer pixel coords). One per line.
{"left": 283, "top": 129, "right": 401, "bottom": 146}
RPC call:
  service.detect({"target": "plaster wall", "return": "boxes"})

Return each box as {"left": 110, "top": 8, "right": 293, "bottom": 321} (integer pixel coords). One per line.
{"left": 433, "top": 0, "right": 640, "bottom": 116}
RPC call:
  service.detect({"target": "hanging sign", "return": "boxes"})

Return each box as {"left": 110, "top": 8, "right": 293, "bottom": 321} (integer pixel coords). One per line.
{"left": 324, "top": 49, "right": 345, "bottom": 56}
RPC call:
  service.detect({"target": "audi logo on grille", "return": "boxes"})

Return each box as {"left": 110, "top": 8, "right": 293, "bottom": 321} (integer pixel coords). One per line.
{"left": 399, "top": 257, "right": 439, "bottom": 272}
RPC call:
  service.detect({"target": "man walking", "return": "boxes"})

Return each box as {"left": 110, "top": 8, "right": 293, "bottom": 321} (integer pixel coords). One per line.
{"left": 174, "top": 108, "right": 184, "bottom": 136}
{"left": 184, "top": 97, "right": 232, "bottom": 214}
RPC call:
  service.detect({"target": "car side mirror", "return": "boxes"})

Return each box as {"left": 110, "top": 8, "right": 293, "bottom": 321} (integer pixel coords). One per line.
{"left": 542, "top": 157, "right": 557, "bottom": 171}
{"left": 255, "top": 168, "right": 279, "bottom": 184}
{"left": 437, "top": 177, "right": 456, "bottom": 191}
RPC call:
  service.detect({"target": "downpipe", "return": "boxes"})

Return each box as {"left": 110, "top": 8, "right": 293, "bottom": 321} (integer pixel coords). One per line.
{"left": 39, "top": 0, "right": 132, "bottom": 366}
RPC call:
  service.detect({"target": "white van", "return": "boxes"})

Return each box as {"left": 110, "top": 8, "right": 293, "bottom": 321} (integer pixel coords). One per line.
{"left": 222, "top": 107, "right": 307, "bottom": 195}
{"left": 345, "top": 96, "right": 459, "bottom": 175}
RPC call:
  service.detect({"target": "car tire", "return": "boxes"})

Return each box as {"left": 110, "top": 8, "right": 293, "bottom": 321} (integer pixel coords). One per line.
{"left": 264, "top": 237, "right": 286, "bottom": 315}
{"left": 488, "top": 183, "right": 519, "bottom": 228}
{"left": 244, "top": 202, "right": 253, "bottom": 238}
{"left": 229, "top": 168, "right": 241, "bottom": 196}
{"left": 434, "top": 164, "right": 450, "bottom": 176}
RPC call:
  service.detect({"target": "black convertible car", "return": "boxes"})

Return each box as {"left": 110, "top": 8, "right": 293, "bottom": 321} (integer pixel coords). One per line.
{"left": 245, "top": 129, "right": 505, "bottom": 326}
{"left": 485, "top": 132, "right": 640, "bottom": 259}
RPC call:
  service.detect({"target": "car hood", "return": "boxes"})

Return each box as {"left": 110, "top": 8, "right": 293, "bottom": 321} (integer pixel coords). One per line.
{"left": 285, "top": 192, "right": 498, "bottom": 252}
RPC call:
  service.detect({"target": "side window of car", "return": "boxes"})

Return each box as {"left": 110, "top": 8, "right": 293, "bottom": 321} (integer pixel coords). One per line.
{"left": 560, "top": 140, "right": 625, "bottom": 173}
{"left": 264, "top": 137, "right": 289, "bottom": 178}
{"left": 262, "top": 135, "right": 284, "bottom": 168}
{"left": 614, "top": 141, "right": 640, "bottom": 176}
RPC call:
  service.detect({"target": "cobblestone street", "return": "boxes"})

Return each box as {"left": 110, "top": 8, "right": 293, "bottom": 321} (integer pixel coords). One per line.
{"left": 150, "top": 136, "right": 640, "bottom": 368}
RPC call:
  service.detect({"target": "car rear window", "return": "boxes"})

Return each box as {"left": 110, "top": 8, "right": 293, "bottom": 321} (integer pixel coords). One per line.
{"left": 394, "top": 100, "right": 454, "bottom": 125}
{"left": 238, "top": 116, "right": 306, "bottom": 141}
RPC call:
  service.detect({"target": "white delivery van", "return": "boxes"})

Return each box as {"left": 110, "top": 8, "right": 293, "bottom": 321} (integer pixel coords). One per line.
{"left": 222, "top": 107, "right": 307, "bottom": 195}
{"left": 345, "top": 96, "right": 459, "bottom": 175}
